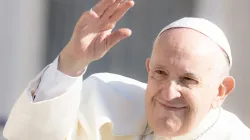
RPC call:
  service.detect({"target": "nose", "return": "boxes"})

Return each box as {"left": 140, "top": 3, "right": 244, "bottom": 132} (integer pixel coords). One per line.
{"left": 161, "top": 81, "right": 181, "bottom": 101}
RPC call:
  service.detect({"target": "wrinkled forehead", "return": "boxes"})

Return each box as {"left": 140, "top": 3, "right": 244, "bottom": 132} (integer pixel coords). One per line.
{"left": 155, "top": 17, "right": 232, "bottom": 68}
{"left": 154, "top": 28, "right": 221, "bottom": 56}
{"left": 151, "top": 28, "right": 226, "bottom": 77}
{"left": 154, "top": 28, "right": 220, "bottom": 52}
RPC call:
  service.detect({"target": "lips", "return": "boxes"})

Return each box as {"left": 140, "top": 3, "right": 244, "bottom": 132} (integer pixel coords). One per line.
{"left": 156, "top": 99, "right": 187, "bottom": 109}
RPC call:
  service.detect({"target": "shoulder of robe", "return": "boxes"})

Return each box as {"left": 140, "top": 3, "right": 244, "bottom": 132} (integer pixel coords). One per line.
{"left": 78, "top": 73, "right": 148, "bottom": 136}
{"left": 217, "top": 109, "right": 250, "bottom": 139}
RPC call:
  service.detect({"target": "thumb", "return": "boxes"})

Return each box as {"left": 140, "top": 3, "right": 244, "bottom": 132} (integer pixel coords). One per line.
{"left": 105, "top": 28, "right": 132, "bottom": 49}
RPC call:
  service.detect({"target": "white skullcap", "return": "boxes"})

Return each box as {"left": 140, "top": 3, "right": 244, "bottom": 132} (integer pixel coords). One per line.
{"left": 157, "top": 17, "right": 232, "bottom": 68}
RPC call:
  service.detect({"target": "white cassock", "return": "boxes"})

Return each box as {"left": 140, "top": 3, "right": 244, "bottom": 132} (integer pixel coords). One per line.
{"left": 3, "top": 57, "right": 250, "bottom": 140}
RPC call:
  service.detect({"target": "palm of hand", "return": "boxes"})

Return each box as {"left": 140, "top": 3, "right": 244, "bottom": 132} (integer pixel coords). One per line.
{"left": 63, "top": 0, "right": 134, "bottom": 64}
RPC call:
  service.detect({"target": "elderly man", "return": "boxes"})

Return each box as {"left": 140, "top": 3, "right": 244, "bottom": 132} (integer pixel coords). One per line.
{"left": 3, "top": 0, "right": 250, "bottom": 140}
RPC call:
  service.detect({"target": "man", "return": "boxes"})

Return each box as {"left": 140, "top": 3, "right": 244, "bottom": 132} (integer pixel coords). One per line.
{"left": 3, "top": 0, "right": 250, "bottom": 139}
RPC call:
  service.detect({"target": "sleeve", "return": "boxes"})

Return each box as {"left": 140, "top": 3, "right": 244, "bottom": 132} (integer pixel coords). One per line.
{"left": 33, "top": 56, "right": 85, "bottom": 102}
{"left": 3, "top": 57, "right": 85, "bottom": 140}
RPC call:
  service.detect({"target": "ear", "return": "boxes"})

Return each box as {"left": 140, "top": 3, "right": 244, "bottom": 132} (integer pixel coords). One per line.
{"left": 145, "top": 58, "right": 151, "bottom": 73}
{"left": 211, "top": 76, "right": 235, "bottom": 108}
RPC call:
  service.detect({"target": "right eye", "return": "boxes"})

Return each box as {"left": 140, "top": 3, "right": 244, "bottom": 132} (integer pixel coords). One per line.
{"left": 155, "top": 70, "right": 167, "bottom": 75}
{"left": 152, "top": 70, "right": 168, "bottom": 80}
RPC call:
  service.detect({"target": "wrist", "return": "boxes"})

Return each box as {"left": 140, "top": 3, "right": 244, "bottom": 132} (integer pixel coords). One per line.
{"left": 58, "top": 53, "right": 88, "bottom": 77}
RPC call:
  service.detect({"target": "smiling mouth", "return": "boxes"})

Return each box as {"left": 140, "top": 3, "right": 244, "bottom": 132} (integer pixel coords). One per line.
{"left": 155, "top": 100, "right": 188, "bottom": 110}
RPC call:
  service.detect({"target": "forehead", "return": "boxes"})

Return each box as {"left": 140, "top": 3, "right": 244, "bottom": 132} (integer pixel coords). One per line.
{"left": 151, "top": 28, "right": 224, "bottom": 76}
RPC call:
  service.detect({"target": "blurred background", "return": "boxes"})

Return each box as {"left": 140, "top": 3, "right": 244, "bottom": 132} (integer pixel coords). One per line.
{"left": 1, "top": 0, "right": 250, "bottom": 138}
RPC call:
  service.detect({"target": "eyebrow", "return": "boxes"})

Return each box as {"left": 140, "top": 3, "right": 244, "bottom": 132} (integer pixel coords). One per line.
{"left": 153, "top": 64, "right": 167, "bottom": 69}
{"left": 152, "top": 63, "right": 201, "bottom": 81}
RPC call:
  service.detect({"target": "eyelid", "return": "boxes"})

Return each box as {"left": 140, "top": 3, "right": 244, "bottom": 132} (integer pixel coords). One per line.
{"left": 182, "top": 77, "right": 199, "bottom": 84}
{"left": 184, "top": 77, "right": 196, "bottom": 80}
{"left": 155, "top": 69, "right": 168, "bottom": 75}
{"left": 183, "top": 73, "right": 200, "bottom": 81}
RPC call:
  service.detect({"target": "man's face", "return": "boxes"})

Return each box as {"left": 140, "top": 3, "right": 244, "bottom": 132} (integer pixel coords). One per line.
{"left": 145, "top": 28, "right": 228, "bottom": 136}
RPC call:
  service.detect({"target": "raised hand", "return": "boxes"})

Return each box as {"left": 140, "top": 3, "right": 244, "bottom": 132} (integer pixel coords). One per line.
{"left": 59, "top": 0, "right": 135, "bottom": 76}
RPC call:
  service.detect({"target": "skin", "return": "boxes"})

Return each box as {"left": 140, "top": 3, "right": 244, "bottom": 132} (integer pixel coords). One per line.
{"left": 58, "top": 0, "right": 235, "bottom": 137}
{"left": 59, "top": 0, "right": 135, "bottom": 76}
{"left": 145, "top": 28, "right": 235, "bottom": 137}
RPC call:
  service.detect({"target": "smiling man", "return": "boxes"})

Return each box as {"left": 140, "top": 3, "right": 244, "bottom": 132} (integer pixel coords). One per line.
{"left": 3, "top": 0, "right": 250, "bottom": 140}
{"left": 145, "top": 25, "right": 236, "bottom": 139}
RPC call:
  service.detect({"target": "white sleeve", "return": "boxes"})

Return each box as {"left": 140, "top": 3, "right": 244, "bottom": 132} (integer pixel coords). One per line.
{"left": 33, "top": 56, "right": 86, "bottom": 102}
{"left": 3, "top": 57, "right": 85, "bottom": 140}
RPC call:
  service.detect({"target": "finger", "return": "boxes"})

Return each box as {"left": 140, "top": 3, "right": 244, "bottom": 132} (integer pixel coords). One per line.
{"left": 105, "top": 28, "right": 132, "bottom": 49}
{"left": 101, "top": 0, "right": 123, "bottom": 19}
{"left": 92, "top": 0, "right": 116, "bottom": 17}
{"left": 110, "top": 0, "right": 134, "bottom": 23}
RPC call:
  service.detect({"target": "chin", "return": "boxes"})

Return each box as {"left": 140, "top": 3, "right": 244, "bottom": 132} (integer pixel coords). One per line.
{"left": 154, "top": 128, "right": 186, "bottom": 137}
{"left": 152, "top": 118, "right": 185, "bottom": 137}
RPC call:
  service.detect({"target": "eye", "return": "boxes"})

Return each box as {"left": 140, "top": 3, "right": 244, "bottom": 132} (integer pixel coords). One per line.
{"left": 155, "top": 70, "right": 167, "bottom": 75}
{"left": 182, "top": 77, "right": 198, "bottom": 85}
{"left": 151, "top": 69, "right": 168, "bottom": 80}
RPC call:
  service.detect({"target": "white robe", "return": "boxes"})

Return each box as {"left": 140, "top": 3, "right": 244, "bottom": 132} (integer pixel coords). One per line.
{"left": 3, "top": 58, "right": 250, "bottom": 140}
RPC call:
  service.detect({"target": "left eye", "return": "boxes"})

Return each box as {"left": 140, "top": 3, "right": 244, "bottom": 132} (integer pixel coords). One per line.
{"left": 184, "top": 77, "right": 193, "bottom": 81}
{"left": 183, "top": 77, "right": 198, "bottom": 84}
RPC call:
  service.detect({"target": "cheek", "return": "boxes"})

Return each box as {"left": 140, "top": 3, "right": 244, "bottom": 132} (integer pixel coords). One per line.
{"left": 182, "top": 89, "right": 214, "bottom": 115}
{"left": 202, "top": 90, "right": 217, "bottom": 110}
{"left": 146, "top": 79, "right": 161, "bottom": 97}
{"left": 145, "top": 80, "right": 162, "bottom": 112}
{"left": 184, "top": 93, "right": 198, "bottom": 111}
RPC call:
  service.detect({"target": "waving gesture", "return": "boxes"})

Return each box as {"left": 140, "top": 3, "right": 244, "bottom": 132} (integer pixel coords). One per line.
{"left": 59, "top": 0, "right": 135, "bottom": 76}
